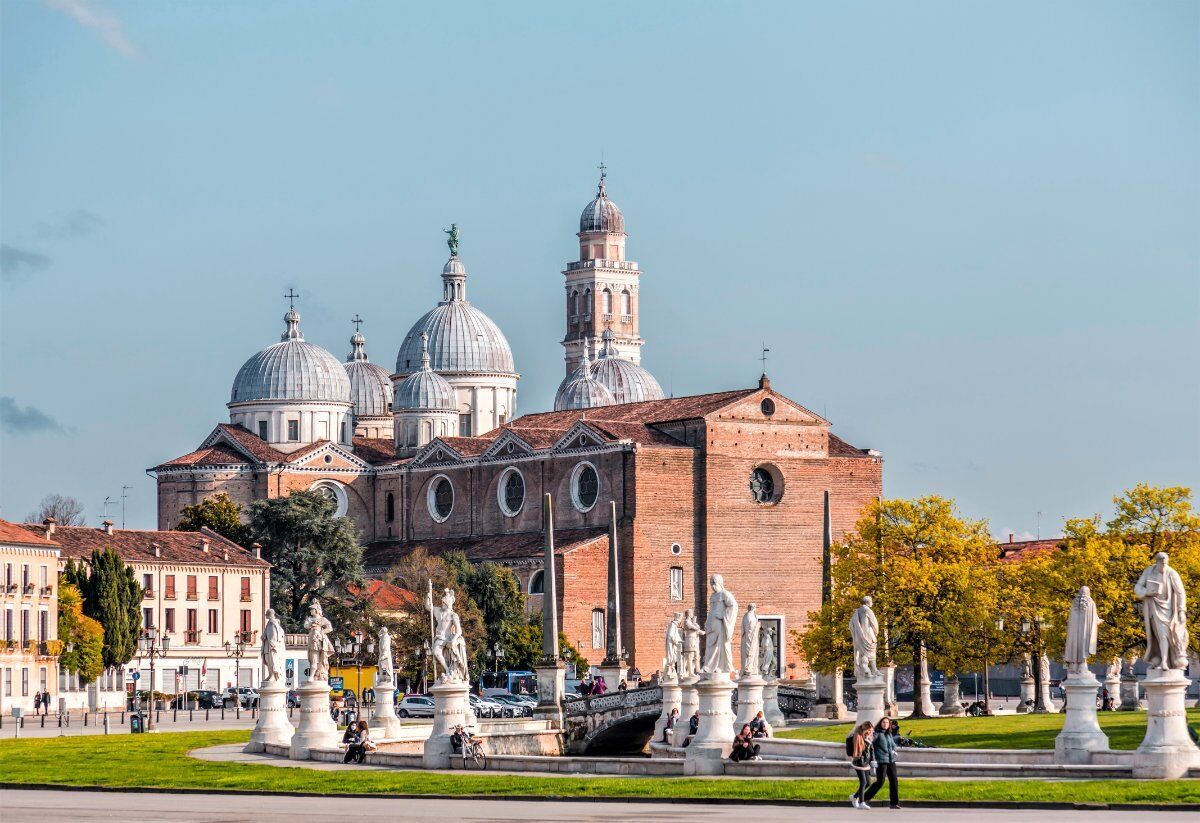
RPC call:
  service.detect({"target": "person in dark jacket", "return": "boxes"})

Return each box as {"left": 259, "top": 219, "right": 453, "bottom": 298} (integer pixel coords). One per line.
{"left": 749, "top": 710, "right": 769, "bottom": 738}
{"left": 846, "top": 721, "right": 875, "bottom": 808}
{"left": 663, "top": 707, "right": 679, "bottom": 742}
{"left": 729, "top": 724, "right": 761, "bottom": 762}
{"left": 681, "top": 710, "right": 700, "bottom": 748}
{"left": 863, "top": 717, "right": 900, "bottom": 809}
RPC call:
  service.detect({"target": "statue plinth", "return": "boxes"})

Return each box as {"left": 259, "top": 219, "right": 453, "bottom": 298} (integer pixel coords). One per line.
{"left": 761, "top": 677, "right": 786, "bottom": 728}
{"left": 1054, "top": 671, "right": 1108, "bottom": 764}
{"left": 939, "top": 675, "right": 965, "bottom": 716}
{"left": 370, "top": 678, "right": 403, "bottom": 738}
{"left": 423, "top": 678, "right": 474, "bottom": 769}
{"left": 245, "top": 679, "right": 294, "bottom": 753}
{"left": 815, "top": 670, "right": 847, "bottom": 719}
{"left": 1037, "top": 675, "right": 1058, "bottom": 714}
{"left": 653, "top": 677, "right": 683, "bottom": 749}
{"left": 671, "top": 674, "right": 700, "bottom": 747}
{"left": 1119, "top": 673, "right": 1142, "bottom": 711}
{"left": 733, "top": 672, "right": 768, "bottom": 734}
{"left": 853, "top": 675, "right": 887, "bottom": 728}
{"left": 684, "top": 672, "right": 736, "bottom": 775}
{"left": 1017, "top": 676, "right": 1036, "bottom": 713}
{"left": 1132, "top": 668, "right": 1200, "bottom": 779}
{"left": 289, "top": 679, "right": 339, "bottom": 760}
{"left": 533, "top": 662, "right": 566, "bottom": 728}
{"left": 595, "top": 661, "right": 628, "bottom": 694}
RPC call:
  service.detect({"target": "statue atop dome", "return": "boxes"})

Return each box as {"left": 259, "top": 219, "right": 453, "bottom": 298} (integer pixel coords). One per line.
{"left": 444, "top": 223, "right": 460, "bottom": 257}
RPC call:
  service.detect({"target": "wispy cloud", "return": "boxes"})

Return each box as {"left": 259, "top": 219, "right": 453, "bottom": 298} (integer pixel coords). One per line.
{"left": 0, "top": 397, "right": 67, "bottom": 435}
{"left": 37, "top": 209, "right": 105, "bottom": 240}
{"left": 42, "top": 0, "right": 139, "bottom": 58}
{"left": 0, "top": 245, "right": 52, "bottom": 283}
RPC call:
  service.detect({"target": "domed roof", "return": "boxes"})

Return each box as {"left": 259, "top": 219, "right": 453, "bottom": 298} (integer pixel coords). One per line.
{"left": 396, "top": 333, "right": 456, "bottom": 412}
{"left": 579, "top": 175, "right": 625, "bottom": 234}
{"left": 344, "top": 327, "right": 394, "bottom": 418}
{"left": 590, "top": 330, "right": 664, "bottom": 405}
{"left": 554, "top": 343, "right": 616, "bottom": 411}
{"left": 395, "top": 255, "right": 516, "bottom": 376}
{"left": 230, "top": 310, "right": 352, "bottom": 406}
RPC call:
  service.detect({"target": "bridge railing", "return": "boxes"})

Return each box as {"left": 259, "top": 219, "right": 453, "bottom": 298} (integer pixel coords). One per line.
{"left": 564, "top": 686, "right": 663, "bottom": 717}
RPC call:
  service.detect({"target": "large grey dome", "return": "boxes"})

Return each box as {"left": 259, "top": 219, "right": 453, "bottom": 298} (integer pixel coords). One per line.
{"left": 344, "top": 330, "right": 393, "bottom": 418}
{"left": 590, "top": 330, "right": 664, "bottom": 405}
{"left": 396, "top": 333, "right": 456, "bottom": 411}
{"left": 579, "top": 176, "right": 625, "bottom": 234}
{"left": 554, "top": 344, "right": 615, "bottom": 411}
{"left": 230, "top": 310, "right": 352, "bottom": 405}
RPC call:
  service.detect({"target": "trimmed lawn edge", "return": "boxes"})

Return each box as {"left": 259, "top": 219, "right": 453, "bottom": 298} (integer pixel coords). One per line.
{"left": 3, "top": 782, "right": 1199, "bottom": 812}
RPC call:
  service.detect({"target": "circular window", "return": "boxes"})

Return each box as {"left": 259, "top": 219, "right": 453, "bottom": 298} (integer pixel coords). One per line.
{"left": 323, "top": 454, "right": 333, "bottom": 464}
{"left": 670, "top": 543, "right": 682, "bottom": 556}
{"left": 427, "top": 475, "right": 454, "bottom": 522}
{"left": 570, "top": 461, "right": 600, "bottom": 512}
{"left": 761, "top": 398, "right": 776, "bottom": 416}
{"left": 750, "top": 464, "right": 784, "bottom": 505}
{"left": 498, "top": 468, "right": 525, "bottom": 517}
{"left": 309, "top": 480, "right": 348, "bottom": 517}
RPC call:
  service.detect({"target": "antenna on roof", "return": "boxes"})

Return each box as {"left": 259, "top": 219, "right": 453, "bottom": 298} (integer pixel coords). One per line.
{"left": 121, "top": 485, "right": 132, "bottom": 529}
{"left": 1037, "top": 511, "right": 1043, "bottom": 540}
{"left": 101, "top": 496, "right": 116, "bottom": 522}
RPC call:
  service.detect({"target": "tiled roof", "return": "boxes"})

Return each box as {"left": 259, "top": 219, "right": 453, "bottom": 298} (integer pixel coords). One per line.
{"left": 364, "top": 528, "right": 607, "bottom": 572}
{"left": 585, "top": 420, "right": 687, "bottom": 448}
{"left": 347, "top": 579, "right": 419, "bottom": 611}
{"left": 282, "top": 441, "right": 330, "bottom": 463}
{"left": 215, "top": 424, "right": 290, "bottom": 463}
{"left": 353, "top": 437, "right": 397, "bottom": 465}
{"left": 16, "top": 523, "right": 269, "bottom": 568}
{"left": 435, "top": 437, "right": 492, "bottom": 457}
{"left": 0, "top": 519, "right": 59, "bottom": 548}
{"left": 829, "top": 434, "right": 872, "bottom": 457}
{"left": 997, "top": 538, "right": 1063, "bottom": 563}
{"left": 160, "top": 443, "right": 254, "bottom": 467}
{"left": 504, "top": 388, "right": 758, "bottom": 430}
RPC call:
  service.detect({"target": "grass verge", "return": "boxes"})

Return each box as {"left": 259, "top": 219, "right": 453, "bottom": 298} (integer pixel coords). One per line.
{"left": 0, "top": 731, "right": 1198, "bottom": 805}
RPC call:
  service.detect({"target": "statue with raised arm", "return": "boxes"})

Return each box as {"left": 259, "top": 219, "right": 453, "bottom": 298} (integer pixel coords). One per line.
{"left": 758, "top": 625, "right": 777, "bottom": 680}
{"left": 427, "top": 586, "right": 469, "bottom": 682}
{"left": 377, "top": 626, "right": 395, "bottom": 684}
{"left": 304, "top": 600, "right": 335, "bottom": 682}
{"left": 444, "top": 223, "right": 460, "bottom": 257}
{"left": 701, "top": 574, "right": 738, "bottom": 677}
{"left": 663, "top": 612, "right": 683, "bottom": 680}
{"left": 740, "top": 603, "right": 760, "bottom": 678}
{"left": 1064, "top": 586, "right": 1102, "bottom": 676}
{"left": 1134, "top": 552, "right": 1190, "bottom": 670}
{"left": 850, "top": 595, "right": 880, "bottom": 680}
{"left": 680, "top": 608, "right": 704, "bottom": 680}
{"left": 261, "top": 608, "right": 286, "bottom": 683}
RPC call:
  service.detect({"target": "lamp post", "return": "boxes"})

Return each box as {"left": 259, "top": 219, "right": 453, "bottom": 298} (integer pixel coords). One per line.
{"left": 983, "top": 617, "right": 1003, "bottom": 714}
{"left": 224, "top": 633, "right": 248, "bottom": 717}
{"left": 1021, "top": 615, "right": 1048, "bottom": 713}
{"left": 418, "top": 641, "right": 430, "bottom": 694}
{"left": 337, "top": 630, "right": 373, "bottom": 704}
{"left": 137, "top": 628, "right": 170, "bottom": 732}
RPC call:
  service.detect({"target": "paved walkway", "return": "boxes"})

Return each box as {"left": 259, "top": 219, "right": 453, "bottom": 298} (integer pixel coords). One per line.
{"left": 0, "top": 789, "right": 1170, "bottom": 822}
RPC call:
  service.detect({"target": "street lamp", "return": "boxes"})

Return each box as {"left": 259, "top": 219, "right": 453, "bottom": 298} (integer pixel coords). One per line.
{"left": 982, "top": 617, "right": 1003, "bottom": 714}
{"left": 1020, "top": 614, "right": 1049, "bottom": 713}
{"left": 418, "top": 641, "right": 430, "bottom": 694}
{"left": 337, "top": 630, "right": 373, "bottom": 704}
{"left": 224, "top": 633, "right": 248, "bottom": 717}
{"left": 137, "top": 628, "right": 170, "bottom": 732}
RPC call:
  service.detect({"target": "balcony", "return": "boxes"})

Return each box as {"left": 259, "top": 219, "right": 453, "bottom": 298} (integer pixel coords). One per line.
{"left": 4, "top": 583, "right": 16, "bottom": 594}
{"left": 565, "top": 259, "right": 639, "bottom": 272}
{"left": 143, "top": 589, "right": 155, "bottom": 599}
{"left": 184, "top": 630, "right": 201, "bottom": 645}
{"left": 240, "top": 594, "right": 252, "bottom": 602}
{"left": 186, "top": 593, "right": 198, "bottom": 601}
{"left": 236, "top": 630, "right": 257, "bottom": 645}
{"left": 40, "top": 585, "right": 53, "bottom": 598}
{"left": 23, "top": 583, "right": 35, "bottom": 596}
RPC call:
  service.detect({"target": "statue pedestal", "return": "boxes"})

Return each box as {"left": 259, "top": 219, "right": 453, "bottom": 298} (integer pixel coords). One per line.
{"left": 672, "top": 675, "right": 700, "bottom": 747}
{"left": 916, "top": 679, "right": 937, "bottom": 717}
{"left": 684, "top": 673, "right": 736, "bottom": 775}
{"left": 854, "top": 676, "right": 886, "bottom": 727}
{"left": 939, "top": 675, "right": 965, "bottom": 716}
{"left": 762, "top": 678, "right": 786, "bottom": 728}
{"left": 1016, "top": 677, "right": 1035, "bottom": 713}
{"left": 595, "top": 662, "right": 628, "bottom": 694}
{"left": 733, "top": 673, "right": 767, "bottom": 734}
{"left": 423, "top": 679, "right": 474, "bottom": 769}
{"left": 1054, "top": 672, "right": 1108, "bottom": 764}
{"left": 289, "top": 680, "right": 339, "bottom": 760}
{"left": 815, "top": 670, "right": 847, "bottom": 719}
{"left": 370, "top": 679, "right": 403, "bottom": 738}
{"left": 1103, "top": 671, "right": 1121, "bottom": 710}
{"left": 882, "top": 665, "right": 897, "bottom": 716}
{"left": 1037, "top": 677, "right": 1058, "bottom": 713}
{"left": 245, "top": 680, "right": 294, "bottom": 753}
{"left": 653, "top": 678, "right": 682, "bottom": 747}
{"left": 1132, "top": 668, "right": 1200, "bottom": 779}
{"left": 533, "top": 662, "right": 566, "bottom": 728}
{"left": 1119, "top": 674, "right": 1142, "bottom": 711}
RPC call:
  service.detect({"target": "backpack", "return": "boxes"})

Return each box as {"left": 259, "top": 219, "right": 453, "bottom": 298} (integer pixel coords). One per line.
{"left": 845, "top": 734, "right": 856, "bottom": 757}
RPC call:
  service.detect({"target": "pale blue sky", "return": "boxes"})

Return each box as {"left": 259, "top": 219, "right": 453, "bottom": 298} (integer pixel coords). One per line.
{"left": 2, "top": 0, "right": 1197, "bottom": 536}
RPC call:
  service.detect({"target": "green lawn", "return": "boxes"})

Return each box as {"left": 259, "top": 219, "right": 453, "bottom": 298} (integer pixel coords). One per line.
{"left": 0, "top": 731, "right": 1197, "bottom": 806}
{"left": 776, "top": 709, "right": 1200, "bottom": 751}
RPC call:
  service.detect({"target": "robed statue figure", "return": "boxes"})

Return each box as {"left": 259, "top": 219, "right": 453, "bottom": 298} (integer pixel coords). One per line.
{"left": 1064, "top": 586, "right": 1102, "bottom": 676}
{"left": 1133, "top": 552, "right": 1190, "bottom": 671}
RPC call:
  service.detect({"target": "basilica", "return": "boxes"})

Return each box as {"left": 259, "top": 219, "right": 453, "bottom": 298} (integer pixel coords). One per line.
{"left": 152, "top": 172, "right": 883, "bottom": 674}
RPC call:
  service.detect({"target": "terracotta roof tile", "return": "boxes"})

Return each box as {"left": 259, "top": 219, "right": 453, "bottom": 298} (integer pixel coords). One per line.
{"left": 435, "top": 437, "right": 492, "bottom": 457}
{"left": 364, "top": 528, "right": 607, "bottom": 573}
{"left": 161, "top": 444, "right": 254, "bottom": 467}
{"left": 16, "top": 523, "right": 269, "bottom": 568}
{"left": 215, "top": 424, "right": 289, "bottom": 463}
{"left": 0, "top": 519, "right": 59, "bottom": 548}
{"left": 502, "top": 388, "right": 758, "bottom": 431}
{"left": 997, "top": 538, "right": 1063, "bottom": 563}
{"left": 347, "top": 579, "right": 418, "bottom": 610}
{"left": 282, "top": 441, "right": 331, "bottom": 463}
{"left": 829, "top": 433, "right": 871, "bottom": 457}
{"left": 353, "top": 437, "right": 397, "bottom": 465}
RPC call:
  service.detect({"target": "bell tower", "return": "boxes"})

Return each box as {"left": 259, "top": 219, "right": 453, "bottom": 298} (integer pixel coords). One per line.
{"left": 562, "top": 165, "right": 645, "bottom": 375}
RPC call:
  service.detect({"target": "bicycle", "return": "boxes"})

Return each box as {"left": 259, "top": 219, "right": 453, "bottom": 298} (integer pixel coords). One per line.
{"left": 462, "top": 737, "right": 487, "bottom": 770}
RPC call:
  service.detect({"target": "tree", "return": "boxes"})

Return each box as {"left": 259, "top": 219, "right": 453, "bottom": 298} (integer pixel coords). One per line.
{"left": 57, "top": 581, "right": 104, "bottom": 683}
{"left": 26, "top": 493, "right": 84, "bottom": 526}
{"left": 63, "top": 551, "right": 142, "bottom": 669}
{"left": 176, "top": 493, "right": 250, "bottom": 546}
{"left": 249, "top": 490, "right": 364, "bottom": 631}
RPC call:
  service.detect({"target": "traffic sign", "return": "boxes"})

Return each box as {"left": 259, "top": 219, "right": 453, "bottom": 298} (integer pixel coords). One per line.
{"left": 131, "top": 672, "right": 141, "bottom": 681}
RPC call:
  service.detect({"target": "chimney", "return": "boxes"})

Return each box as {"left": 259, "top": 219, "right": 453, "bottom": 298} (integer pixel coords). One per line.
{"left": 201, "top": 538, "right": 210, "bottom": 554}
{"left": 252, "top": 543, "right": 262, "bottom": 560}
{"left": 1008, "top": 533, "right": 1014, "bottom": 544}
{"left": 102, "top": 520, "right": 114, "bottom": 536}
{"left": 43, "top": 517, "right": 56, "bottom": 537}
{"left": 758, "top": 374, "right": 771, "bottom": 390}
{"left": 152, "top": 543, "right": 162, "bottom": 558}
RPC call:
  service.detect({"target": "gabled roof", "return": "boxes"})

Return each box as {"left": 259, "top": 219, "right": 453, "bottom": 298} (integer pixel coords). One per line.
{"left": 364, "top": 528, "right": 607, "bottom": 572}
{"left": 997, "top": 538, "right": 1064, "bottom": 563}
{"left": 504, "top": 388, "right": 759, "bottom": 430}
{"left": 16, "top": 523, "right": 269, "bottom": 568}
{"left": 0, "top": 519, "right": 59, "bottom": 549}
{"left": 347, "top": 579, "right": 419, "bottom": 611}
{"left": 159, "top": 443, "right": 255, "bottom": 468}
{"left": 211, "top": 423, "right": 290, "bottom": 463}
{"left": 352, "top": 437, "right": 397, "bottom": 466}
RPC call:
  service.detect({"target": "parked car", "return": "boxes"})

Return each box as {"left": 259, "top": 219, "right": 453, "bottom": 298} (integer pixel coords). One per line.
{"left": 183, "top": 689, "right": 222, "bottom": 709}
{"left": 222, "top": 687, "right": 259, "bottom": 708}
{"left": 489, "top": 693, "right": 533, "bottom": 717}
{"left": 470, "top": 693, "right": 509, "bottom": 718}
{"left": 397, "top": 695, "right": 435, "bottom": 718}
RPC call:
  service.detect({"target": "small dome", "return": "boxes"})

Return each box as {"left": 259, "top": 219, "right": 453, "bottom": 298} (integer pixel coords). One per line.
{"left": 230, "top": 310, "right": 351, "bottom": 405}
{"left": 580, "top": 176, "right": 625, "bottom": 234}
{"left": 344, "top": 326, "right": 393, "bottom": 418}
{"left": 590, "top": 330, "right": 664, "bottom": 404}
{"left": 396, "top": 333, "right": 456, "bottom": 411}
{"left": 554, "top": 343, "right": 615, "bottom": 411}
{"left": 442, "top": 256, "right": 467, "bottom": 276}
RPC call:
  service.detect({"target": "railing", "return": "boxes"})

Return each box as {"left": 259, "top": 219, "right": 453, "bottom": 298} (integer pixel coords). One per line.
{"left": 777, "top": 684, "right": 816, "bottom": 718}
{"left": 285, "top": 633, "right": 309, "bottom": 648}
{"left": 184, "top": 630, "right": 201, "bottom": 645}
{"left": 23, "top": 583, "right": 35, "bottom": 595}
{"left": 236, "top": 630, "right": 257, "bottom": 644}
{"left": 40, "top": 586, "right": 53, "bottom": 598}
{"left": 566, "top": 260, "right": 639, "bottom": 272}
{"left": 564, "top": 685, "right": 662, "bottom": 717}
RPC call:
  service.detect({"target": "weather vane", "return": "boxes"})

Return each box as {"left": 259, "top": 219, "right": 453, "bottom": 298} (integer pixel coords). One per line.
{"left": 444, "top": 223, "right": 459, "bottom": 257}
{"left": 760, "top": 343, "right": 770, "bottom": 373}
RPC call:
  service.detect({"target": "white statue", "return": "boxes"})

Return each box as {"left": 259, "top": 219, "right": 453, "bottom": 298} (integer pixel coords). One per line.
{"left": 1105, "top": 657, "right": 1121, "bottom": 681}
{"left": 261, "top": 608, "right": 286, "bottom": 683}
{"left": 663, "top": 612, "right": 683, "bottom": 680}
{"left": 304, "top": 600, "right": 335, "bottom": 682}
{"left": 427, "top": 587, "right": 470, "bottom": 682}
{"left": 1039, "top": 653, "right": 1051, "bottom": 683}
{"left": 758, "top": 625, "right": 777, "bottom": 680}
{"left": 1064, "top": 586, "right": 1102, "bottom": 675}
{"left": 850, "top": 596, "right": 880, "bottom": 680}
{"left": 701, "top": 574, "right": 738, "bottom": 676}
{"left": 377, "top": 626, "right": 394, "bottom": 684}
{"left": 740, "top": 603, "right": 760, "bottom": 677}
{"left": 1019, "top": 653, "right": 1033, "bottom": 681}
{"left": 1133, "top": 552, "right": 1190, "bottom": 670}
{"left": 680, "top": 608, "right": 705, "bottom": 680}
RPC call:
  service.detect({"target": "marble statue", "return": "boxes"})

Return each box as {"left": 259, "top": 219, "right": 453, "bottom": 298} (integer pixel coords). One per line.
{"left": 377, "top": 626, "right": 394, "bottom": 683}
{"left": 304, "top": 600, "right": 335, "bottom": 682}
{"left": 1133, "top": 552, "right": 1190, "bottom": 670}
{"left": 1064, "top": 586, "right": 1102, "bottom": 675}
{"left": 680, "top": 608, "right": 705, "bottom": 680}
{"left": 850, "top": 595, "right": 880, "bottom": 680}
{"left": 1019, "top": 653, "right": 1032, "bottom": 680}
{"left": 663, "top": 612, "right": 683, "bottom": 680}
{"left": 1105, "top": 657, "right": 1121, "bottom": 682}
{"left": 1039, "top": 653, "right": 1051, "bottom": 682}
{"left": 427, "top": 586, "right": 470, "bottom": 682}
{"left": 261, "top": 608, "right": 286, "bottom": 683}
{"left": 740, "top": 603, "right": 760, "bottom": 677}
{"left": 701, "top": 574, "right": 738, "bottom": 676}
{"left": 758, "top": 625, "right": 777, "bottom": 680}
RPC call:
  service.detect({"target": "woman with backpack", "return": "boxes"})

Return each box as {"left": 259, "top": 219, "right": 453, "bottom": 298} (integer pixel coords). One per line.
{"left": 863, "top": 716, "right": 901, "bottom": 809}
{"left": 846, "top": 721, "right": 875, "bottom": 808}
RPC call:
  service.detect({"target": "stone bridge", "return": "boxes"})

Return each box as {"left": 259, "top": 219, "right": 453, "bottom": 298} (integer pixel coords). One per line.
{"left": 562, "top": 685, "right": 814, "bottom": 755}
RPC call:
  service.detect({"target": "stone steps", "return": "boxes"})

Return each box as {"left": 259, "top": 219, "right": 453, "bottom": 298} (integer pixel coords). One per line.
{"left": 727, "top": 758, "right": 1134, "bottom": 780}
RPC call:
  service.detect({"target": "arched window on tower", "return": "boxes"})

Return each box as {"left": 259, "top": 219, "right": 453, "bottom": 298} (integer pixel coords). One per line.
{"left": 528, "top": 570, "right": 545, "bottom": 595}
{"left": 602, "top": 289, "right": 612, "bottom": 317}
{"left": 583, "top": 289, "right": 592, "bottom": 319}
{"left": 621, "top": 289, "right": 631, "bottom": 318}
{"left": 385, "top": 492, "right": 395, "bottom": 522}
{"left": 570, "top": 290, "right": 578, "bottom": 320}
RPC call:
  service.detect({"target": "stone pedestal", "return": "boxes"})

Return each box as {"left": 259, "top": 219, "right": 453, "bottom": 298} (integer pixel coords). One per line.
{"left": 939, "top": 675, "right": 965, "bottom": 716}
{"left": 1037, "top": 676, "right": 1058, "bottom": 713}
{"left": 815, "top": 670, "right": 847, "bottom": 719}
{"left": 653, "top": 678, "right": 682, "bottom": 746}
{"left": 289, "top": 680, "right": 339, "bottom": 760}
{"left": 762, "top": 678, "right": 786, "bottom": 728}
{"left": 1103, "top": 670, "right": 1121, "bottom": 710}
{"left": 369, "top": 680, "right": 403, "bottom": 738}
{"left": 533, "top": 662, "right": 566, "bottom": 728}
{"left": 1119, "top": 674, "right": 1142, "bottom": 711}
{"left": 1054, "top": 673, "right": 1109, "bottom": 764}
{"left": 882, "top": 664, "right": 897, "bottom": 715}
{"left": 1016, "top": 677, "right": 1036, "bottom": 713}
{"left": 684, "top": 674, "right": 736, "bottom": 775}
{"left": 1133, "top": 668, "right": 1200, "bottom": 779}
{"left": 246, "top": 680, "right": 294, "bottom": 753}
{"left": 854, "top": 677, "right": 886, "bottom": 727}
{"left": 595, "top": 663, "right": 628, "bottom": 694}
{"left": 672, "top": 675, "right": 699, "bottom": 747}
{"left": 733, "top": 673, "right": 767, "bottom": 734}
{"left": 422, "top": 679, "right": 474, "bottom": 769}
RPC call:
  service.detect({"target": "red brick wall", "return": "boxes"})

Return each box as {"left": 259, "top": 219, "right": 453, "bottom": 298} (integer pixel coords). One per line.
{"left": 561, "top": 538, "right": 609, "bottom": 666}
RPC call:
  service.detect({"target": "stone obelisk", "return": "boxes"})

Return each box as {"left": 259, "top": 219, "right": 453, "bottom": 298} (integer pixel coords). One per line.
{"left": 534, "top": 493, "right": 566, "bottom": 728}
{"left": 595, "top": 502, "right": 628, "bottom": 691}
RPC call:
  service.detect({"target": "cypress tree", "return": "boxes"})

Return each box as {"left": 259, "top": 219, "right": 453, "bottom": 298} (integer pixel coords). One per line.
{"left": 74, "top": 548, "right": 143, "bottom": 668}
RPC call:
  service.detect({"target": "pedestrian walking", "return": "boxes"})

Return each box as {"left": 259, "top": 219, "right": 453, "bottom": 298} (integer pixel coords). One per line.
{"left": 863, "top": 717, "right": 901, "bottom": 809}
{"left": 846, "top": 721, "right": 875, "bottom": 808}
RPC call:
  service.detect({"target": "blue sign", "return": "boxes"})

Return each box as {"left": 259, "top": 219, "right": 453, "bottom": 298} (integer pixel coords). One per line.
{"left": 131, "top": 672, "right": 141, "bottom": 681}
{"left": 329, "top": 676, "right": 344, "bottom": 690}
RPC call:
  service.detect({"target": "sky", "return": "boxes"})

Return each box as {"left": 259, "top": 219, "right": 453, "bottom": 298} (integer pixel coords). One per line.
{"left": 1, "top": 0, "right": 1197, "bottom": 538}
